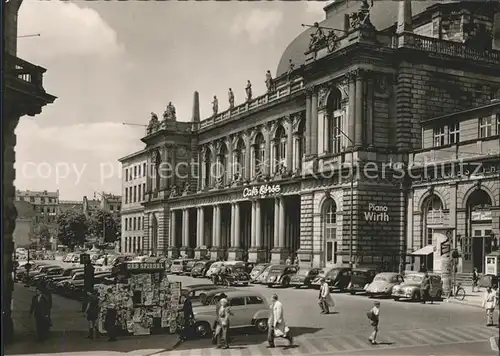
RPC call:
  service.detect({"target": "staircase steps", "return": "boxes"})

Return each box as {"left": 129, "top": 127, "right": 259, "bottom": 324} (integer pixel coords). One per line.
{"left": 453, "top": 272, "right": 473, "bottom": 286}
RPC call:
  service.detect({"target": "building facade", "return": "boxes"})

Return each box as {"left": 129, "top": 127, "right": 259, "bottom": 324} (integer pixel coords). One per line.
{"left": 123, "top": 1, "right": 500, "bottom": 271}
{"left": 13, "top": 201, "right": 37, "bottom": 248}
{"left": 58, "top": 200, "right": 84, "bottom": 214}
{"left": 118, "top": 150, "right": 148, "bottom": 254}
{"left": 15, "top": 189, "right": 59, "bottom": 225}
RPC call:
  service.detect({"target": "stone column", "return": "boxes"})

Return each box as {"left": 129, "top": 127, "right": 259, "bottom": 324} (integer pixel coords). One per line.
{"left": 181, "top": 209, "right": 192, "bottom": 257}
{"left": 305, "top": 89, "right": 312, "bottom": 156}
{"left": 251, "top": 201, "right": 256, "bottom": 247}
{"left": 347, "top": 72, "right": 356, "bottom": 147}
{"left": 249, "top": 199, "right": 265, "bottom": 263}
{"left": 200, "top": 147, "right": 206, "bottom": 190}
{"left": 354, "top": 72, "right": 364, "bottom": 147}
{"left": 286, "top": 116, "right": 293, "bottom": 173}
{"left": 230, "top": 203, "right": 236, "bottom": 246}
{"left": 255, "top": 200, "right": 262, "bottom": 248}
{"left": 167, "top": 210, "right": 177, "bottom": 258}
{"left": 366, "top": 76, "right": 374, "bottom": 147}
{"left": 199, "top": 207, "right": 205, "bottom": 245}
{"left": 228, "top": 202, "right": 243, "bottom": 261}
{"left": 279, "top": 197, "right": 286, "bottom": 247}
{"left": 210, "top": 205, "right": 222, "bottom": 260}
{"left": 196, "top": 208, "right": 201, "bottom": 245}
{"left": 273, "top": 198, "right": 280, "bottom": 248}
{"left": 311, "top": 92, "right": 318, "bottom": 155}
{"left": 234, "top": 203, "right": 240, "bottom": 248}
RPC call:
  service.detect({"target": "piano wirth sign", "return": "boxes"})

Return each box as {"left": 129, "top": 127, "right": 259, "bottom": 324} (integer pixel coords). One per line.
{"left": 364, "top": 203, "right": 390, "bottom": 222}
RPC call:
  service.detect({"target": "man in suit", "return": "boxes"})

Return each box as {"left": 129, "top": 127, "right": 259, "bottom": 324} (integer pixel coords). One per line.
{"left": 30, "top": 288, "right": 50, "bottom": 341}
{"left": 82, "top": 260, "right": 95, "bottom": 312}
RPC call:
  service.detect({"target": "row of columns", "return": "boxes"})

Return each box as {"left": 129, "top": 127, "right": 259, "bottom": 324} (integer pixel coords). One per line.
{"left": 170, "top": 198, "right": 287, "bottom": 251}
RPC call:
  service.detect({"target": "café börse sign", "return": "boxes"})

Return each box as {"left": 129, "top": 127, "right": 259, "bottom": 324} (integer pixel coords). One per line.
{"left": 364, "top": 203, "right": 390, "bottom": 222}
{"left": 243, "top": 184, "right": 281, "bottom": 198}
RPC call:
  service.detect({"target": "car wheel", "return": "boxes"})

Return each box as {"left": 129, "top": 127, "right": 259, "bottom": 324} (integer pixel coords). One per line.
{"left": 435, "top": 290, "right": 442, "bottom": 301}
{"left": 393, "top": 297, "right": 400, "bottom": 301}
{"left": 194, "top": 321, "right": 212, "bottom": 338}
{"left": 350, "top": 291, "right": 356, "bottom": 295}
{"left": 294, "top": 285, "right": 301, "bottom": 289}
{"left": 267, "top": 284, "right": 273, "bottom": 288}
{"left": 255, "top": 318, "right": 268, "bottom": 333}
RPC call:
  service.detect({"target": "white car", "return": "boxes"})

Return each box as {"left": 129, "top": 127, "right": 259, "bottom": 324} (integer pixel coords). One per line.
{"left": 205, "top": 262, "right": 224, "bottom": 278}
{"left": 192, "top": 290, "right": 269, "bottom": 337}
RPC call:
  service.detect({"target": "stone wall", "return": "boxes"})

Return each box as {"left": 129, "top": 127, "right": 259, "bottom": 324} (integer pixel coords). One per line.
{"left": 298, "top": 193, "right": 314, "bottom": 264}
{"left": 395, "top": 62, "right": 500, "bottom": 150}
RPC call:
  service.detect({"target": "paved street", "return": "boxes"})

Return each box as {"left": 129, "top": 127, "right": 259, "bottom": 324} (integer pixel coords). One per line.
{"left": 168, "top": 275, "right": 498, "bottom": 356}
{"left": 6, "top": 275, "right": 499, "bottom": 356}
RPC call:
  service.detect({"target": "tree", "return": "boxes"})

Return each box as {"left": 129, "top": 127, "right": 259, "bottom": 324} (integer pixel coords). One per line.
{"left": 89, "top": 209, "right": 120, "bottom": 243}
{"left": 57, "top": 210, "right": 88, "bottom": 249}
{"left": 35, "top": 223, "right": 52, "bottom": 247}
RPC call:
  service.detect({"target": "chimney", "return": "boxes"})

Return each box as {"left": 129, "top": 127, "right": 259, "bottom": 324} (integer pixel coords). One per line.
{"left": 396, "top": 0, "right": 413, "bottom": 35}
{"left": 191, "top": 91, "right": 200, "bottom": 123}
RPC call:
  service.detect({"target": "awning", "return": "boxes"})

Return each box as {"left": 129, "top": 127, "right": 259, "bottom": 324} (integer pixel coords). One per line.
{"left": 411, "top": 245, "right": 434, "bottom": 256}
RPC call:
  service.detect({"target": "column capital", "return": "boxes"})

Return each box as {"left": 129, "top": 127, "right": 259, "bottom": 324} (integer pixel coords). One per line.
{"left": 304, "top": 85, "right": 315, "bottom": 96}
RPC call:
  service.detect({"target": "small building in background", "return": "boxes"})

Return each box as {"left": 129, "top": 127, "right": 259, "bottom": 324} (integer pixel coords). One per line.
{"left": 13, "top": 200, "right": 36, "bottom": 248}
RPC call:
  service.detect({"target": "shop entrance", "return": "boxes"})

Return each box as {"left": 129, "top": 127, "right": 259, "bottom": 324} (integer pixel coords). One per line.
{"left": 472, "top": 228, "right": 493, "bottom": 273}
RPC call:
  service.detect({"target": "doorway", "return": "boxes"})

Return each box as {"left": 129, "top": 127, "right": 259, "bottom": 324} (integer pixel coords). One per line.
{"left": 472, "top": 228, "right": 492, "bottom": 273}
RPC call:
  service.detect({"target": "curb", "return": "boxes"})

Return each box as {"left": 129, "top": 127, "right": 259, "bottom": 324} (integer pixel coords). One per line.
{"left": 444, "top": 298, "right": 483, "bottom": 309}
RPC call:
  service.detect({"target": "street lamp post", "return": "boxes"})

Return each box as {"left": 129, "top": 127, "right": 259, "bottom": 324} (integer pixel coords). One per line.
{"left": 333, "top": 127, "right": 355, "bottom": 268}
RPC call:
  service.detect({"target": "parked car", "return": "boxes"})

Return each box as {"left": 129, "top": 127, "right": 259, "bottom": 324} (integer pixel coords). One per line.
{"left": 224, "top": 265, "right": 251, "bottom": 286}
{"left": 184, "top": 260, "right": 199, "bottom": 275}
{"left": 265, "top": 265, "right": 298, "bottom": 287}
{"left": 47, "top": 268, "right": 84, "bottom": 290}
{"left": 31, "top": 266, "right": 64, "bottom": 286}
{"left": 250, "top": 264, "right": 270, "bottom": 282}
{"left": 55, "top": 271, "right": 84, "bottom": 295}
{"left": 205, "top": 262, "right": 224, "bottom": 278}
{"left": 254, "top": 264, "right": 275, "bottom": 284}
{"left": 192, "top": 290, "right": 269, "bottom": 337}
{"left": 239, "top": 262, "right": 256, "bottom": 274}
{"left": 26, "top": 265, "right": 59, "bottom": 284}
{"left": 312, "top": 267, "right": 352, "bottom": 291}
{"left": 69, "top": 272, "right": 111, "bottom": 299}
{"left": 366, "top": 272, "right": 404, "bottom": 297}
{"left": 171, "top": 259, "right": 196, "bottom": 275}
{"left": 191, "top": 261, "right": 215, "bottom": 278}
{"left": 290, "top": 267, "right": 321, "bottom": 288}
{"left": 392, "top": 272, "right": 443, "bottom": 301}
{"left": 199, "top": 288, "right": 238, "bottom": 306}
{"left": 346, "top": 268, "right": 377, "bottom": 294}
{"left": 181, "top": 284, "right": 224, "bottom": 304}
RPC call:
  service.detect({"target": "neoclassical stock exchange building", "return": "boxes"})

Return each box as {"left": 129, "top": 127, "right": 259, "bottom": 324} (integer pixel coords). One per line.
{"left": 120, "top": 1, "right": 500, "bottom": 275}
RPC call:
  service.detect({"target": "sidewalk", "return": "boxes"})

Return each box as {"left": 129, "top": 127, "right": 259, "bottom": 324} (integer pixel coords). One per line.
{"left": 444, "top": 285, "right": 486, "bottom": 308}
{"left": 5, "top": 283, "right": 180, "bottom": 355}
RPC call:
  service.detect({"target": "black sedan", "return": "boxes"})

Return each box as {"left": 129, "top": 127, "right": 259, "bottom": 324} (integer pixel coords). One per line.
{"left": 289, "top": 267, "right": 321, "bottom": 289}
{"left": 191, "top": 261, "right": 214, "bottom": 278}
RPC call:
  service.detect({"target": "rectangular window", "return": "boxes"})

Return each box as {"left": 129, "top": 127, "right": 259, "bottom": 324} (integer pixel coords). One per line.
{"left": 133, "top": 217, "right": 136, "bottom": 230}
{"left": 134, "top": 166, "right": 137, "bottom": 178}
{"left": 125, "top": 169, "right": 128, "bottom": 182}
{"left": 327, "top": 113, "right": 343, "bottom": 154}
{"left": 133, "top": 186, "right": 137, "bottom": 203}
{"left": 448, "top": 122, "right": 460, "bottom": 144}
{"left": 479, "top": 116, "right": 492, "bottom": 138}
{"left": 125, "top": 188, "right": 128, "bottom": 204}
{"left": 143, "top": 163, "right": 147, "bottom": 177}
{"left": 138, "top": 217, "right": 141, "bottom": 231}
{"left": 427, "top": 227, "right": 433, "bottom": 246}
{"left": 433, "top": 126, "right": 445, "bottom": 147}
{"left": 137, "top": 165, "right": 141, "bottom": 178}
{"left": 125, "top": 218, "right": 128, "bottom": 231}
{"left": 496, "top": 113, "right": 500, "bottom": 135}
{"left": 138, "top": 187, "right": 141, "bottom": 202}
{"left": 143, "top": 183, "right": 146, "bottom": 199}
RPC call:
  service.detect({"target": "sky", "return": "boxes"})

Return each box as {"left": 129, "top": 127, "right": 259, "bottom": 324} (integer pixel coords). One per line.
{"left": 14, "top": 0, "right": 330, "bottom": 201}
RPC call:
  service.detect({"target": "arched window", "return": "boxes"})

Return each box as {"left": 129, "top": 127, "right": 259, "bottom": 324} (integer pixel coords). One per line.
{"left": 273, "top": 126, "right": 287, "bottom": 173}
{"left": 323, "top": 199, "right": 338, "bottom": 265}
{"left": 253, "top": 133, "right": 265, "bottom": 177}
{"left": 422, "top": 194, "right": 443, "bottom": 246}
{"left": 325, "top": 88, "right": 344, "bottom": 154}
{"left": 218, "top": 143, "right": 229, "bottom": 185}
{"left": 234, "top": 138, "right": 246, "bottom": 180}
{"left": 204, "top": 148, "right": 211, "bottom": 188}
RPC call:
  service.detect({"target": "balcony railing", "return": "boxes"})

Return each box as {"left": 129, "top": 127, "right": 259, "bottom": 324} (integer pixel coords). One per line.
{"left": 199, "top": 78, "right": 305, "bottom": 130}
{"left": 402, "top": 33, "right": 500, "bottom": 65}
{"left": 4, "top": 53, "right": 46, "bottom": 90}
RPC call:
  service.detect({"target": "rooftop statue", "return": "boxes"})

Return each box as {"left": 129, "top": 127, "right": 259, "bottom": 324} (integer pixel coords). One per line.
{"left": 287, "top": 59, "right": 295, "bottom": 80}
{"left": 245, "top": 80, "right": 252, "bottom": 102}
{"left": 147, "top": 112, "right": 160, "bottom": 134}
{"left": 212, "top": 95, "right": 219, "bottom": 116}
{"left": 265, "top": 70, "right": 274, "bottom": 92}
{"left": 308, "top": 22, "right": 325, "bottom": 52}
{"left": 228, "top": 88, "right": 235, "bottom": 109}
{"left": 349, "top": 0, "right": 374, "bottom": 30}
{"left": 163, "top": 101, "right": 176, "bottom": 120}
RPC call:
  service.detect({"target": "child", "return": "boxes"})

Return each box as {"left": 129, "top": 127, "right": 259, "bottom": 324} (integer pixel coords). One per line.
{"left": 367, "top": 301, "right": 380, "bottom": 345}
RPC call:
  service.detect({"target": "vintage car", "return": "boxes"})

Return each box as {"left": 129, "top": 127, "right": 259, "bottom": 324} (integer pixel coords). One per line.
{"left": 312, "top": 267, "right": 352, "bottom": 291}
{"left": 31, "top": 266, "right": 64, "bottom": 286}
{"left": 366, "top": 272, "right": 404, "bottom": 297}
{"left": 392, "top": 272, "right": 443, "bottom": 301}
{"left": 184, "top": 260, "right": 199, "bottom": 275}
{"left": 190, "top": 261, "right": 215, "bottom": 278}
{"left": 170, "top": 259, "right": 195, "bottom": 275}
{"left": 193, "top": 290, "right": 269, "bottom": 337}
{"left": 239, "top": 262, "right": 256, "bottom": 274}
{"left": 290, "top": 267, "right": 321, "bottom": 288}
{"left": 346, "top": 268, "right": 377, "bottom": 294}
{"left": 200, "top": 287, "right": 238, "bottom": 305}
{"left": 224, "top": 264, "right": 251, "bottom": 286}
{"left": 250, "top": 263, "right": 270, "bottom": 282}
{"left": 69, "top": 272, "right": 111, "bottom": 299}
{"left": 265, "top": 265, "right": 298, "bottom": 287}
{"left": 254, "top": 264, "right": 275, "bottom": 284}
{"left": 47, "top": 268, "right": 84, "bottom": 291}
{"left": 180, "top": 284, "right": 221, "bottom": 303}
{"left": 205, "top": 261, "right": 224, "bottom": 278}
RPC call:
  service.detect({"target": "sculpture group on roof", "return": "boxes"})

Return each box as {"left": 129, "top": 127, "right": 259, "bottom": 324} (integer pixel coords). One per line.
{"left": 163, "top": 101, "right": 176, "bottom": 121}
{"left": 349, "top": 0, "right": 374, "bottom": 30}
{"left": 146, "top": 101, "right": 177, "bottom": 135}
{"left": 308, "top": 22, "right": 340, "bottom": 53}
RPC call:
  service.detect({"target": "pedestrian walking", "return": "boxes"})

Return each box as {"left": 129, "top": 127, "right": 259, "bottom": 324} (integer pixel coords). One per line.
{"left": 212, "top": 292, "right": 227, "bottom": 345}
{"left": 39, "top": 281, "right": 52, "bottom": 326}
{"left": 85, "top": 291, "right": 99, "bottom": 339}
{"left": 82, "top": 260, "right": 95, "bottom": 312}
{"left": 482, "top": 286, "right": 498, "bottom": 326}
{"left": 104, "top": 287, "right": 117, "bottom": 341}
{"left": 318, "top": 278, "right": 335, "bottom": 314}
{"left": 367, "top": 301, "right": 380, "bottom": 345}
{"left": 472, "top": 267, "right": 480, "bottom": 292}
{"left": 215, "top": 298, "right": 233, "bottom": 349}
{"left": 179, "top": 295, "right": 194, "bottom": 342}
{"left": 267, "top": 294, "right": 293, "bottom": 348}
{"left": 420, "top": 271, "right": 432, "bottom": 304}
{"left": 29, "top": 287, "right": 51, "bottom": 342}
